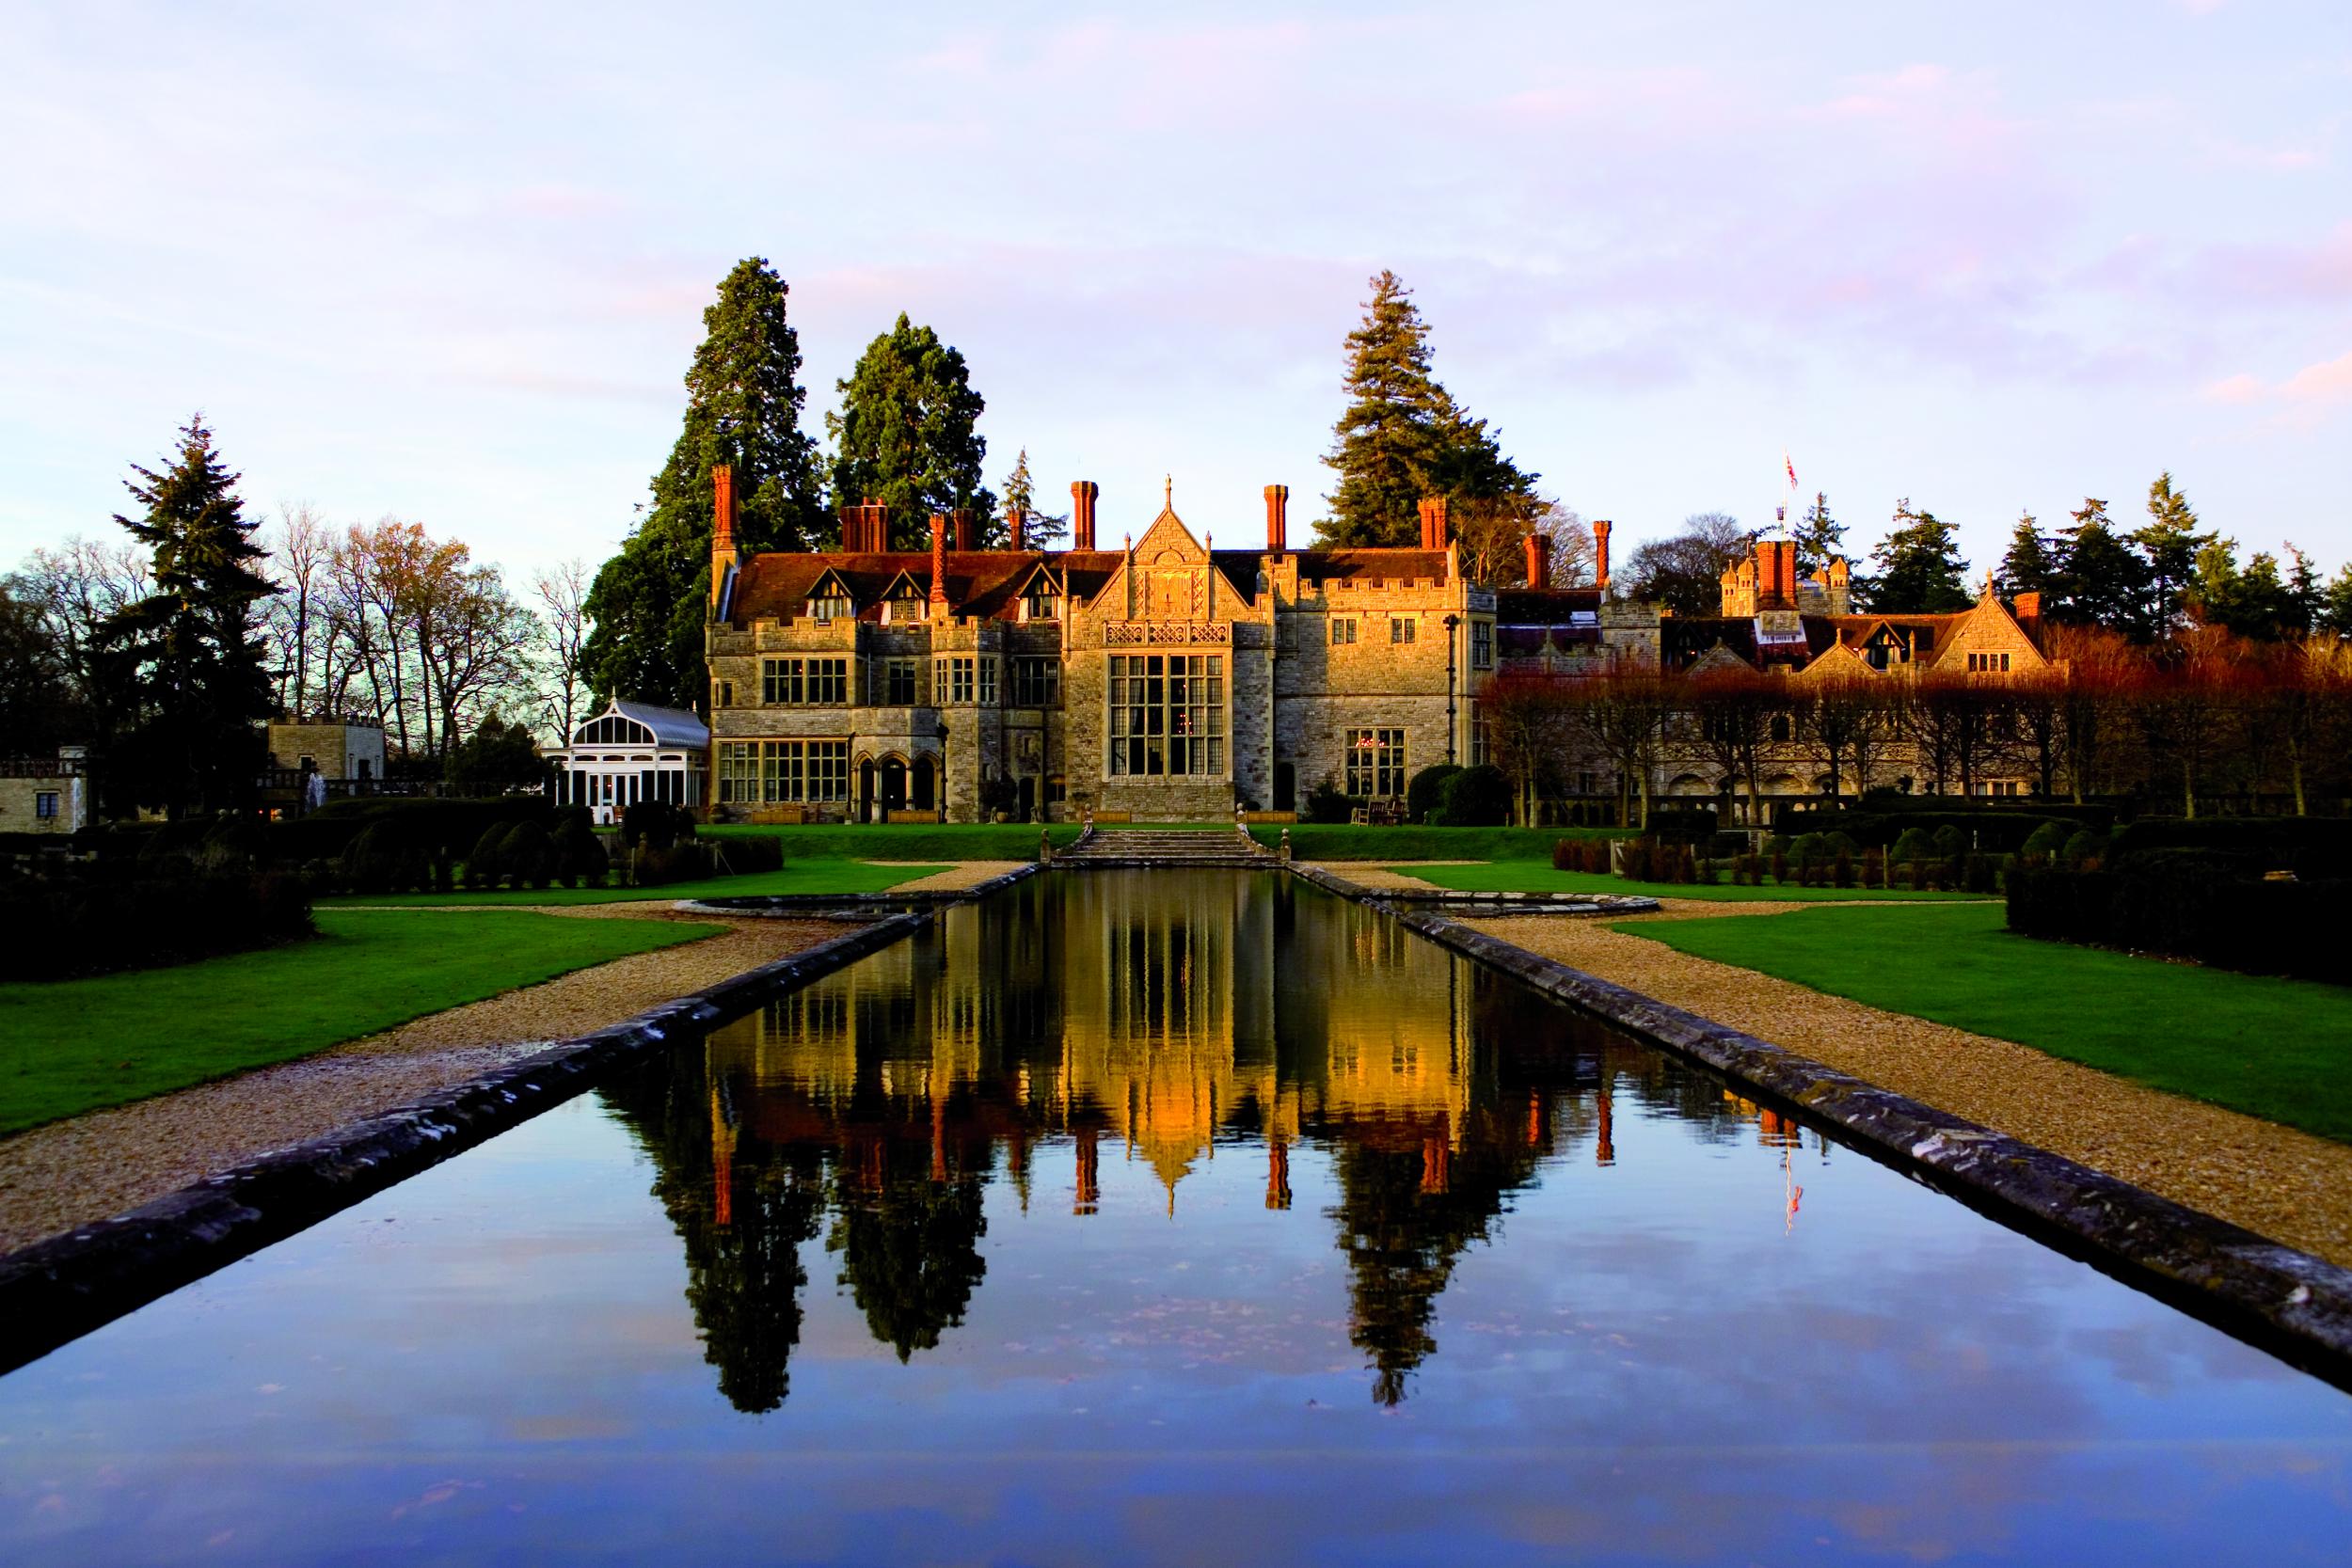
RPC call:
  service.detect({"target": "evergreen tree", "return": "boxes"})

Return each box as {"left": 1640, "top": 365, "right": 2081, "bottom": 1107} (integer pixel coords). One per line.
{"left": 1861, "top": 500, "right": 1972, "bottom": 613}
{"left": 826, "top": 313, "right": 994, "bottom": 547}
{"left": 97, "top": 415, "right": 278, "bottom": 816}
{"left": 1791, "top": 490, "right": 1845, "bottom": 578}
{"left": 1318, "top": 271, "right": 1534, "bottom": 547}
{"left": 997, "top": 447, "right": 1068, "bottom": 547}
{"left": 2054, "top": 498, "right": 2153, "bottom": 639}
{"left": 2135, "top": 471, "right": 2212, "bottom": 636}
{"left": 582, "top": 259, "right": 822, "bottom": 710}
{"left": 2321, "top": 563, "right": 2352, "bottom": 638}
{"left": 442, "top": 712, "right": 548, "bottom": 787}
{"left": 1996, "top": 511, "right": 2058, "bottom": 599}
{"left": 2190, "top": 538, "right": 2311, "bottom": 641}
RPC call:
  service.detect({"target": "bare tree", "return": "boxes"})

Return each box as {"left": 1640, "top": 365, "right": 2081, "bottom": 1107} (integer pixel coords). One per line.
{"left": 16, "top": 536, "right": 151, "bottom": 727}
{"left": 1566, "top": 670, "right": 1671, "bottom": 826}
{"left": 532, "top": 560, "right": 594, "bottom": 743}
{"left": 262, "top": 502, "right": 331, "bottom": 716}
{"left": 1450, "top": 496, "right": 1595, "bottom": 588}
{"left": 1479, "top": 671, "right": 1577, "bottom": 825}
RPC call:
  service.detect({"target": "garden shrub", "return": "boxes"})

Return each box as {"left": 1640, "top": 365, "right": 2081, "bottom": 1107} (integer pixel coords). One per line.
{"left": 1642, "top": 808, "right": 1718, "bottom": 844}
{"left": 2008, "top": 849, "right": 2341, "bottom": 983}
{"left": 2018, "top": 820, "right": 2071, "bottom": 863}
{"left": 1551, "top": 837, "right": 1610, "bottom": 874}
{"left": 340, "top": 821, "right": 431, "bottom": 895}
{"left": 1890, "top": 828, "right": 1936, "bottom": 864}
{"left": 551, "top": 814, "right": 610, "bottom": 889}
{"left": 1302, "top": 778, "right": 1358, "bottom": 825}
{"left": 500, "top": 819, "right": 557, "bottom": 890}
{"left": 1406, "top": 765, "right": 1462, "bottom": 826}
{"left": 465, "top": 823, "right": 512, "bottom": 889}
{"left": 620, "top": 799, "right": 695, "bottom": 851}
{"left": 1931, "top": 825, "right": 1966, "bottom": 859}
{"left": 2061, "top": 829, "right": 2105, "bottom": 869}
{"left": 1437, "top": 765, "right": 1513, "bottom": 828}
{"left": 0, "top": 871, "right": 314, "bottom": 981}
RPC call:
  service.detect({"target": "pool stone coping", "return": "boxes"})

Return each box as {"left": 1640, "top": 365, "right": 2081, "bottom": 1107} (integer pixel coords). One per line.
{"left": 1289, "top": 861, "right": 2352, "bottom": 1391}
{"left": 0, "top": 910, "right": 934, "bottom": 1377}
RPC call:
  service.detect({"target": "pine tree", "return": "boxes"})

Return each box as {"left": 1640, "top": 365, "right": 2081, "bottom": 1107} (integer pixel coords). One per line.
{"left": 1318, "top": 271, "right": 1534, "bottom": 547}
{"left": 582, "top": 259, "right": 822, "bottom": 709}
{"left": 997, "top": 447, "right": 1068, "bottom": 547}
{"left": 1996, "top": 512, "right": 2058, "bottom": 599}
{"left": 827, "top": 313, "right": 993, "bottom": 548}
{"left": 1788, "top": 491, "right": 1845, "bottom": 578}
{"left": 97, "top": 415, "right": 278, "bottom": 816}
{"left": 2135, "top": 471, "right": 2211, "bottom": 636}
{"left": 2321, "top": 564, "right": 2352, "bottom": 637}
{"left": 1861, "top": 500, "right": 1971, "bottom": 613}
{"left": 2055, "top": 498, "right": 2153, "bottom": 640}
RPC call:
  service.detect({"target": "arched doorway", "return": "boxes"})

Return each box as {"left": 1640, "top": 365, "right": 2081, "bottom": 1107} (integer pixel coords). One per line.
{"left": 911, "top": 756, "right": 936, "bottom": 813}
{"left": 1017, "top": 775, "right": 1035, "bottom": 822}
{"left": 880, "top": 757, "right": 908, "bottom": 816}
{"left": 858, "top": 758, "right": 876, "bottom": 823}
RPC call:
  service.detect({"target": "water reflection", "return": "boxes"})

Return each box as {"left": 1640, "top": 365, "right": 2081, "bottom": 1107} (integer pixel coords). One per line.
{"left": 604, "top": 871, "right": 1786, "bottom": 1412}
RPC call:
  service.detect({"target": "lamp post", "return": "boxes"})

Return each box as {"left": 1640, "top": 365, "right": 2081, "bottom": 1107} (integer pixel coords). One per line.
{"left": 1443, "top": 613, "right": 1461, "bottom": 766}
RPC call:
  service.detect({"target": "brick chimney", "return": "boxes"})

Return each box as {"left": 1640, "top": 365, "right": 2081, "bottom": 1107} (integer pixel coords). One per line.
{"left": 710, "top": 465, "right": 738, "bottom": 608}
{"left": 1593, "top": 519, "right": 1613, "bottom": 594}
{"left": 1008, "top": 507, "right": 1027, "bottom": 552}
{"left": 946, "top": 508, "right": 969, "bottom": 552}
{"left": 930, "top": 514, "right": 948, "bottom": 607}
{"left": 1525, "top": 531, "right": 1549, "bottom": 590}
{"left": 2014, "top": 591, "right": 2042, "bottom": 637}
{"left": 1417, "top": 496, "right": 1449, "bottom": 551}
{"left": 834, "top": 504, "right": 860, "bottom": 552}
{"left": 1072, "top": 480, "right": 1099, "bottom": 551}
{"left": 1264, "top": 483, "right": 1289, "bottom": 552}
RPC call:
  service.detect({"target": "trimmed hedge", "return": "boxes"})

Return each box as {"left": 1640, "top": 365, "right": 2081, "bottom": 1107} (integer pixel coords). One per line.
{"left": 2008, "top": 854, "right": 2343, "bottom": 983}
{"left": 1780, "top": 805, "right": 2112, "bottom": 852}
{"left": 0, "top": 871, "right": 313, "bottom": 981}
{"left": 2109, "top": 817, "right": 2352, "bottom": 878}
{"left": 1641, "top": 808, "right": 1719, "bottom": 844}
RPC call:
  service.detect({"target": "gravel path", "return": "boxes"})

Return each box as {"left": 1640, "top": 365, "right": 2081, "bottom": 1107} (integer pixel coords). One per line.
{"left": 868, "top": 860, "right": 1029, "bottom": 891}
{"left": 1462, "top": 903, "right": 2352, "bottom": 1268}
{"left": 0, "top": 908, "right": 838, "bottom": 1255}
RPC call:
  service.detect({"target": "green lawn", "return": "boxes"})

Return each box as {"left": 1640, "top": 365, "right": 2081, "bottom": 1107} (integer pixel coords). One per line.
{"left": 320, "top": 856, "right": 948, "bottom": 909}
{"left": 0, "top": 911, "right": 716, "bottom": 1135}
{"left": 1393, "top": 860, "right": 1985, "bottom": 902}
{"left": 1615, "top": 903, "right": 2352, "bottom": 1144}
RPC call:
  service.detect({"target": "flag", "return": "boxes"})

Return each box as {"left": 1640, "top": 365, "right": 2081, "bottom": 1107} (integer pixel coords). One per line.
{"left": 1784, "top": 451, "right": 1799, "bottom": 491}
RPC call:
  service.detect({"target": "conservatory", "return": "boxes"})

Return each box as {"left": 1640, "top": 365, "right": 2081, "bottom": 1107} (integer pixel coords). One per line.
{"left": 551, "top": 700, "right": 709, "bottom": 823}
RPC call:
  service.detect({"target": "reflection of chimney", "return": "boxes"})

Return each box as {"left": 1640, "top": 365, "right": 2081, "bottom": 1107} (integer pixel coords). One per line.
{"left": 1417, "top": 496, "right": 1449, "bottom": 551}
{"left": 1072, "top": 480, "right": 1099, "bottom": 551}
{"left": 1597, "top": 1083, "right": 1614, "bottom": 1167}
{"left": 1593, "top": 518, "right": 1613, "bottom": 594}
{"left": 951, "top": 508, "right": 973, "bottom": 552}
{"left": 1009, "top": 507, "right": 1027, "bottom": 552}
{"left": 930, "top": 513, "right": 948, "bottom": 607}
{"left": 709, "top": 465, "right": 738, "bottom": 608}
{"left": 1264, "top": 483, "right": 1288, "bottom": 552}
{"left": 1525, "top": 531, "right": 1549, "bottom": 590}
{"left": 1074, "top": 1127, "right": 1101, "bottom": 1215}
{"left": 1265, "top": 1139, "right": 1292, "bottom": 1211}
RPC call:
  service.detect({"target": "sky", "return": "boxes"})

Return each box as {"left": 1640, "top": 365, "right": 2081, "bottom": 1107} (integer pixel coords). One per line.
{"left": 2, "top": 0, "right": 2347, "bottom": 586}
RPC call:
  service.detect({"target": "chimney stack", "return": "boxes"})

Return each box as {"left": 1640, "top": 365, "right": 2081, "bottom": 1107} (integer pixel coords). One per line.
{"left": 2014, "top": 591, "right": 2042, "bottom": 629}
{"left": 1072, "top": 480, "right": 1099, "bottom": 551}
{"left": 1264, "top": 484, "right": 1289, "bottom": 552}
{"left": 930, "top": 514, "right": 948, "bottom": 607}
{"left": 1009, "top": 507, "right": 1027, "bottom": 552}
{"left": 1525, "top": 531, "right": 1549, "bottom": 590}
{"left": 710, "top": 465, "right": 739, "bottom": 608}
{"left": 1417, "top": 496, "right": 1450, "bottom": 551}
{"left": 1593, "top": 519, "right": 1613, "bottom": 593}
{"left": 951, "top": 509, "right": 973, "bottom": 552}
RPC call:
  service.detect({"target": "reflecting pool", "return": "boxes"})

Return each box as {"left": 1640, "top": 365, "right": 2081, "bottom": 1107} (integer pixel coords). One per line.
{"left": 3, "top": 870, "right": 2348, "bottom": 1565}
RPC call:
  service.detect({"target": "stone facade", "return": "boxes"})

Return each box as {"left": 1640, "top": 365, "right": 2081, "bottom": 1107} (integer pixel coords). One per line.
{"left": 264, "top": 721, "right": 385, "bottom": 782}
{"left": 699, "top": 472, "right": 1619, "bottom": 823}
{"left": 0, "top": 748, "right": 88, "bottom": 836}
{"left": 694, "top": 473, "right": 2064, "bottom": 824}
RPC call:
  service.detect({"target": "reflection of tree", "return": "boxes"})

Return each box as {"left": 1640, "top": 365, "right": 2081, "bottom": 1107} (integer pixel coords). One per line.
{"left": 1327, "top": 1125, "right": 1544, "bottom": 1406}
{"left": 603, "top": 1056, "right": 822, "bottom": 1415}
{"left": 826, "top": 1155, "right": 989, "bottom": 1362}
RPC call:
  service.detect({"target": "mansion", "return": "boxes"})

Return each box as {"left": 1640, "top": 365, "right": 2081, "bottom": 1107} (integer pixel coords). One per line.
{"left": 591, "top": 467, "right": 2058, "bottom": 825}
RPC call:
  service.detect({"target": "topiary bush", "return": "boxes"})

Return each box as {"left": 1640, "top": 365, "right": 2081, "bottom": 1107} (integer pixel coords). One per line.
{"left": 551, "top": 812, "right": 609, "bottom": 889}
{"left": 500, "top": 819, "right": 557, "bottom": 890}
{"left": 1437, "top": 765, "right": 1512, "bottom": 828}
{"left": 1302, "top": 777, "right": 1358, "bottom": 826}
{"left": 465, "top": 823, "right": 512, "bottom": 890}
{"left": 2019, "top": 820, "right": 2071, "bottom": 864}
{"left": 339, "top": 821, "right": 431, "bottom": 895}
{"left": 2062, "top": 829, "right": 2105, "bottom": 869}
{"left": 1406, "top": 765, "right": 1462, "bottom": 826}
{"left": 1890, "top": 828, "right": 1937, "bottom": 864}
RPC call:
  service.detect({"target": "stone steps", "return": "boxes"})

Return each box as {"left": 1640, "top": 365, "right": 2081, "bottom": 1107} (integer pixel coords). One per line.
{"left": 1057, "top": 829, "right": 1272, "bottom": 866}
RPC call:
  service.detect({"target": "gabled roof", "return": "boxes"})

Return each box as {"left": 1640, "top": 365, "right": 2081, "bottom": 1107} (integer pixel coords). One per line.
{"left": 608, "top": 699, "right": 709, "bottom": 749}
{"left": 725, "top": 549, "right": 1134, "bottom": 627}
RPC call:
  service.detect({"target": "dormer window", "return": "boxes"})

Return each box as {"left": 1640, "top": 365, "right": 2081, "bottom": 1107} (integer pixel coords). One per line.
{"left": 1025, "top": 590, "right": 1061, "bottom": 621}
{"left": 807, "top": 594, "right": 851, "bottom": 623}
{"left": 888, "top": 594, "right": 928, "bottom": 624}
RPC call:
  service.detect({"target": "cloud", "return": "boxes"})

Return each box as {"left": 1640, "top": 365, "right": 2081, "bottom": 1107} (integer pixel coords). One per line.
{"left": 2205, "top": 348, "right": 2352, "bottom": 407}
